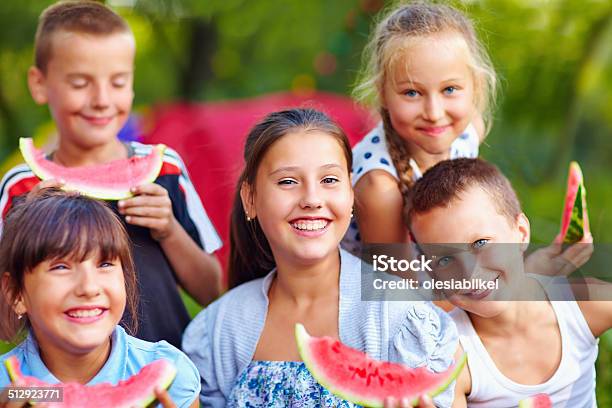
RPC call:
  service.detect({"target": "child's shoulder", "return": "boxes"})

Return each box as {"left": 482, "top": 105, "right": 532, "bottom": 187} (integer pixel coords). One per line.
{"left": 0, "top": 163, "right": 37, "bottom": 199}
{"left": 190, "top": 275, "right": 269, "bottom": 330}
{"left": 183, "top": 276, "right": 269, "bottom": 366}
{"left": 352, "top": 123, "right": 398, "bottom": 186}
{"left": 121, "top": 329, "right": 200, "bottom": 406}
{"left": 122, "top": 329, "right": 193, "bottom": 369}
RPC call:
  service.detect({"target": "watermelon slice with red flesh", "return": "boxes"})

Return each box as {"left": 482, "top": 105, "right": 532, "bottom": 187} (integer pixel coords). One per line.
{"left": 4, "top": 356, "right": 176, "bottom": 408}
{"left": 295, "top": 324, "right": 467, "bottom": 407}
{"left": 19, "top": 138, "right": 166, "bottom": 201}
{"left": 559, "top": 161, "right": 589, "bottom": 244}
{"left": 519, "top": 393, "right": 552, "bottom": 408}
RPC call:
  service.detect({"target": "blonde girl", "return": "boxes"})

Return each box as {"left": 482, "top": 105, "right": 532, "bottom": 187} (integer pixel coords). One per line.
{"left": 344, "top": 2, "right": 497, "bottom": 251}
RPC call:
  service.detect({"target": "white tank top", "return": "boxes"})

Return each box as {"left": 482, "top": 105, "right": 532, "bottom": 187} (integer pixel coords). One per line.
{"left": 342, "top": 122, "right": 479, "bottom": 254}
{"left": 450, "top": 298, "right": 598, "bottom": 407}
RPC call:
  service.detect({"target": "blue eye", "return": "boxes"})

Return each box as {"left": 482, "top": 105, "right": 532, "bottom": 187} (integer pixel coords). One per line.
{"left": 436, "top": 256, "right": 453, "bottom": 268}
{"left": 99, "top": 261, "right": 114, "bottom": 268}
{"left": 404, "top": 89, "right": 419, "bottom": 98}
{"left": 49, "top": 263, "right": 69, "bottom": 271}
{"left": 444, "top": 86, "right": 457, "bottom": 95}
{"left": 472, "top": 239, "right": 489, "bottom": 249}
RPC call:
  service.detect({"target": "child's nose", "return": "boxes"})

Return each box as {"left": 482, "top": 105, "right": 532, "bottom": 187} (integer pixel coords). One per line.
{"left": 423, "top": 95, "right": 444, "bottom": 122}
{"left": 74, "top": 267, "right": 102, "bottom": 297}
{"left": 299, "top": 184, "right": 323, "bottom": 209}
{"left": 91, "top": 83, "right": 111, "bottom": 109}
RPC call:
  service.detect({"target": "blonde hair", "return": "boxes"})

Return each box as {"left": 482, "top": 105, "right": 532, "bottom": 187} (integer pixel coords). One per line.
{"left": 354, "top": 1, "right": 497, "bottom": 199}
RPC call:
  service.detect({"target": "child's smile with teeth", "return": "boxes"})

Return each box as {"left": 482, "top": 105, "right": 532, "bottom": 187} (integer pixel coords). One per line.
{"left": 66, "top": 308, "right": 105, "bottom": 318}
{"left": 291, "top": 219, "right": 329, "bottom": 231}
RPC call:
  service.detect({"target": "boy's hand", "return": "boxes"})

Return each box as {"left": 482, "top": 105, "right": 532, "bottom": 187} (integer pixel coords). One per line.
{"left": 118, "top": 183, "right": 178, "bottom": 241}
{"left": 384, "top": 395, "right": 436, "bottom": 408}
{"left": 525, "top": 232, "right": 594, "bottom": 277}
{"left": 26, "top": 178, "right": 65, "bottom": 200}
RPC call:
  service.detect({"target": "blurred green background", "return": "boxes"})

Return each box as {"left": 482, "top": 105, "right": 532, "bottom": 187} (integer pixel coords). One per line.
{"left": 0, "top": 0, "right": 610, "bottom": 404}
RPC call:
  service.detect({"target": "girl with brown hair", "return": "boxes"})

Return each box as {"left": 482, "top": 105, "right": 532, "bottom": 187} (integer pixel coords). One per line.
{"left": 184, "top": 108, "right": 458, "bottom": 407}
{"left": 0, "top": 189, "right": 200, "bottom": 407}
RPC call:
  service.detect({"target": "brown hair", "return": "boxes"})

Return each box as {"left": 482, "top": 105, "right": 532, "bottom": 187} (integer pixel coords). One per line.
{"left": 34, "top": 0, "right": 132, "bottom": 72}
{"left": 229, "top": 108, "right": 352, "bottom": 288}
{"left": 405, "top": 158, "right": 521, "bottom": 228}
{"left": 0, "top": 188, "right": 138, "bottom": 341}
{"left": 354, "top": 2, "right": 497, "bottom": 208}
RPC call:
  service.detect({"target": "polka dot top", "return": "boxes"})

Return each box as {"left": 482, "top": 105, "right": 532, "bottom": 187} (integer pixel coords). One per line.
{"left": 342, "top": 122, "right": 479, "bottom": 254}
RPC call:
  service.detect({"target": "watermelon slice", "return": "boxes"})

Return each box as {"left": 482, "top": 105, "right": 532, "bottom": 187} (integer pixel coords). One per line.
{"left": 4, "top": 356, "right": 176, "bottom": 407}
{"left": 559, "top": 161, "right": 589, "bottom": 243}
{"left": 519, "top": 393, "right": 552, "bottom": 408}
{"left": 19, "top": 137, "right": 166, "bottom": 200}
{"left": 295, "top": 323, "right": 466, "bottom": 407}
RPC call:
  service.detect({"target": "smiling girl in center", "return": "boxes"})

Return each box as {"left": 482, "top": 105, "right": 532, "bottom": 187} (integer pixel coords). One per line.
{"left": 183, "top": 108, "right": 459, "bottom": 407}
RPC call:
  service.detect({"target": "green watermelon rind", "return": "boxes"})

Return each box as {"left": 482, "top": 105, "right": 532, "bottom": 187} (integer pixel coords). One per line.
{"left": 4, "top": 356, "right": 177, "bottom": 408}
{"left": 127, "top": 360, "right": 177, "bottom": 408}
{"left": 561, "top": 162, "right": 589, "bottom": 244}
{"left": 295, "top": 323, "right": 467, "bottom": 407}
{"left": 19, "top": 138, "right": 166, "bottom": 201}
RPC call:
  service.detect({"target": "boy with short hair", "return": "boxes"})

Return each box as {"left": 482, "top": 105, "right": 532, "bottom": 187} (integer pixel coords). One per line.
{"left": 0, "top": 0, "right": 222, "bottom": 349}
{"left": 406, "top": 158, "right": 609, "bottom": 407}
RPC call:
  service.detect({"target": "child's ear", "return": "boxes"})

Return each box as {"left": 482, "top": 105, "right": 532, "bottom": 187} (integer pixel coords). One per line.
{"left": 516, "top": 213, "right": 531, "bottom": 250}
{"left": 27, "top": 66, "right": 48, "bottom": 105}
{"left": 240, "top": 182, "right": 256, "bottom": 220}
{"left": 1, "top": 272, "right": 26, "bottom": 316}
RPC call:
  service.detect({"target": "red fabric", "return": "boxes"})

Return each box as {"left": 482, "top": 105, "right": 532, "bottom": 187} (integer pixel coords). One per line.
{"left": 159, "top": 161, "right": 182, "bottom": 177}
{"left": 2, "top": 176, "right": 39, "bottom": 218}
{"left": 141, "top": 91, "right": 376, "bottom": 282}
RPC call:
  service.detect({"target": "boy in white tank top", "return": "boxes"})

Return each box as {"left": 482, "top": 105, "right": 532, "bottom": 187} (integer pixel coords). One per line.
{"left": 404, "top": 158, "right": 610, "bottom": 407}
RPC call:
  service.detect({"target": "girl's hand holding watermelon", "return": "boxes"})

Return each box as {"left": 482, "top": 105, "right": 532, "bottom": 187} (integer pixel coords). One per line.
{"left": 118, "top": 183, "right": 176, "bottom": 241}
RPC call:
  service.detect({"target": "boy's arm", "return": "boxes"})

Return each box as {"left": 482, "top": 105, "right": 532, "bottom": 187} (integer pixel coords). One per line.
{"left": 119, "top": 182, "right": 222, "bottom": 306}
{"left": 159, "top": 214, "right": 222, "bottom": 305}
{"left": 578, "top": 283, "right": 612, "bottom": 337}
{"left": 158, "top": 216, "right": 222, "bottom": 305}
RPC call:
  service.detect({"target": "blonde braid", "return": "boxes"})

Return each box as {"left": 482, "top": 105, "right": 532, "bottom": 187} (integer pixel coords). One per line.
{"left": 381, "top": 109, "right": 415, "bottom": 218}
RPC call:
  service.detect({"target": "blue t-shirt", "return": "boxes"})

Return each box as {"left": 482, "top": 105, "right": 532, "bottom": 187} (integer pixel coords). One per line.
{"left": 0, "top": 326, "right": 200, "bottom": 408}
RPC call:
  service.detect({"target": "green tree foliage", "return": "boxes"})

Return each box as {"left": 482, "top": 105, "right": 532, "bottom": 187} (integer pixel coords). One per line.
{"left": 0, "top": 0, "right": 610, "bottom": 402}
